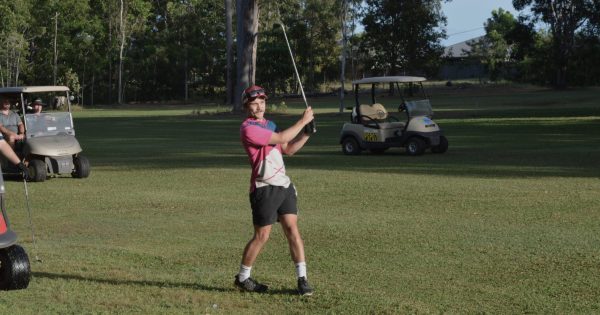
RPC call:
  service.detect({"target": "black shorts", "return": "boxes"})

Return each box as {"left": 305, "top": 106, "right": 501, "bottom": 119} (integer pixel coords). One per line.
{"left": 249, "top": 184, "right": 298, "bottom": 226}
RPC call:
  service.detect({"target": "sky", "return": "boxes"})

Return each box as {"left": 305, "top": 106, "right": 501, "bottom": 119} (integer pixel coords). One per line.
{"left": 441, "top": 0, "right": 521, "bottom": 46}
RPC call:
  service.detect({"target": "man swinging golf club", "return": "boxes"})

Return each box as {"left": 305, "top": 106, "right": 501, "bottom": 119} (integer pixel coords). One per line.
{"left": 236, "top": 85, "right": 315, "bottom": 295}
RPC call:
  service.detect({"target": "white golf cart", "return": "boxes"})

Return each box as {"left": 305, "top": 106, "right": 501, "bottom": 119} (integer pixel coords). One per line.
{"left": 0, "top": 86, "right": 90, "bottom": 181}
{"left": 339, "top": 76, "right": 448, "bottom": 156}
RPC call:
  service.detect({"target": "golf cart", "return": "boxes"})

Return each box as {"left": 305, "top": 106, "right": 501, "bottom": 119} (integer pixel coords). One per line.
{"left": 0, "top": 172, "right": 31, "bottom": 290}
{"left": 339, "top": 76, "right": 448, "bottom": 156}
{"left": 0, "top": 86, "right": 90, "bottom": 182}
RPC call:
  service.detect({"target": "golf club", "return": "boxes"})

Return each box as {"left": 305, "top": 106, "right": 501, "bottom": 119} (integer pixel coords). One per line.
{"left": 22, "top": 178, "right": 41, "bottom": 263}
{"left": 277, "top": 22, "right": 316, "bottom": 134}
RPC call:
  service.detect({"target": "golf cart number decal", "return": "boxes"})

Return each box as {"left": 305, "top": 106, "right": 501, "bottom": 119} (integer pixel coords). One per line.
{"left": 364, "top": 132, "right": 378, "bottom": 141}
{"left": 423, "top": 117, "right": 436, "bottom": 128}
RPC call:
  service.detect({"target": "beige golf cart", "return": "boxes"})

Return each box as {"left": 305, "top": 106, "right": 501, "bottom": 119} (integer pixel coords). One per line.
{"left": 0, "top": 86, "right": 90, "bottom": 181}
{"left": 339, "top": 76, "right": 448, "bottom": 156}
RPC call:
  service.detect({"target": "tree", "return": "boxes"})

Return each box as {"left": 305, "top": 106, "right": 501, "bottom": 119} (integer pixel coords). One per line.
{"left": 339, "top": 0, "right": 363, "bottom": 112}
{"left": 513, "top": 0, "right": 597, "bottom": 88}
{"left": 256, "top": 0, "right": 342, "bottom": 96}
{"left": 116, "top": 0, "right": 151, "bottom": 104}
{"left": 225, "top": 0, "right": 234, "bottom": 105}
{"left": 0, "top": 1, "right": 34, "bottom": 86}
{"left": 469, "top": 9, "right": 518, "bottom": 81}
{"left": 360, "top": 0, "right": 448, "bottom": 77}
{"left": 29, "top": 0, "right": 97, "bottom": 91}
{"left": 234, "top": 0, "right": 259, "bottom": 112}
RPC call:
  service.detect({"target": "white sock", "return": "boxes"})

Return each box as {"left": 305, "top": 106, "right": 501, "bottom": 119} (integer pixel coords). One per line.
{"left": 238, "top": 264, "right": 252, "bottom": 282}
{"left": 295, "top": 262, "right": 307, "bottom": 279}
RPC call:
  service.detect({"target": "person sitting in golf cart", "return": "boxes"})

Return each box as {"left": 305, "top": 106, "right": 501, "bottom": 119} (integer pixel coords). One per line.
{"left": 25, "top": 99, "right": 50, "bottom": 137}
{"left": 0, "top": 96, "right": 25, "bottom": 148}
{"left": 29, "top": 98, "right": 45, "bottom": 114}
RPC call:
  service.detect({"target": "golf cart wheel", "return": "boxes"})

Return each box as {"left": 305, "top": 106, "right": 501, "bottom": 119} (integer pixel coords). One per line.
{"left": 342, "top": 137, "right": 361, "bottom": 155}
{"left": 28, "top": 159, "right": 47, "bottom": 182}
{"left": 72, "top": 155, "right": 91, "bottom": 178}
{"left": 405, "top": 137, "right": 426, "bottom": 156}
{"left": 431, "top": 136, "right": 449, "bottom": 154}
{"left": 0, "top": 245, "right": 31, "bottom": 290}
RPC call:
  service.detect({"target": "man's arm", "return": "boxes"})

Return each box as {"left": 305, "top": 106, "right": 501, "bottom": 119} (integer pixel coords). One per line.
{"left": 282, "top": 133, "right": 310, "bottom": 156}
{"left": 269, "top": 106, "right": 314, "bottom": 147}
{"left": 0, "top": 125, "right": 14, "bottom": 136}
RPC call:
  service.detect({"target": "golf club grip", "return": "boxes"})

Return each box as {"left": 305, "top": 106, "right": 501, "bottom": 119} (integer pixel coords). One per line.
{"left": 307, "top": 120, "right": 316, "bottom": 134}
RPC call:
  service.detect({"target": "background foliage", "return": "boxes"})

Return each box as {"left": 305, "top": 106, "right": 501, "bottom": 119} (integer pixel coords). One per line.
{"left": 0, "top": 0, "right": 599, "bottom": 105}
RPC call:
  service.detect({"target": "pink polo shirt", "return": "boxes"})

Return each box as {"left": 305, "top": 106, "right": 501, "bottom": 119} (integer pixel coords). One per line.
{"left": 240, "top": 118, "right": 291, "bottom": 192}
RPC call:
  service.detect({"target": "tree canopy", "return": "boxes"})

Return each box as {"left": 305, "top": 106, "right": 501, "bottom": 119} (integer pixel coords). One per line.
{"left": 360, "top": 0, "right": 448, "bottom": 77}
{"left": 513, "top": 0, "right": 599, "bottom": 88}
{"left": 0, "top": 0, "right": 598, "bottom": 106}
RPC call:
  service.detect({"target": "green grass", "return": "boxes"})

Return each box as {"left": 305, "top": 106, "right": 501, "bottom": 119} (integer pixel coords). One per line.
{"left": 1, "top": 85, "right": 599, "bottom": 314}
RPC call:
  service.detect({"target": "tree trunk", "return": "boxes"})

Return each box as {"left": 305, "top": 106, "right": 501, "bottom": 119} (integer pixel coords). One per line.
{"left": 339, "top": 0, "right": 349, "bottom": 113}
{"left": 91, "top": 73, "right": 95, "bottom": 106}
{"left": 108, "top": 1, "right": 113, "bottom": 104}
{"left": 234, "top": 0, "right": 259, "bottom": 112}
{"left": 118, "top": 0, "right": 125, "bottom": 104}
{"left": 82, "top": 59, "right": 86, "bottom": 106}
{"left": 15, "top": 50, "right": 20, "bottom": 86}
{"left": 184, "top": 47, "right": 189, "bottom": 104}
{"left": 0, "top": 62, "right": 4, "bottom": 86}
{"left": 53, "top": 12, "right": 59, "bottom": 86}
{"left": 225, "top": 0, "right": 234, "bottom": 106}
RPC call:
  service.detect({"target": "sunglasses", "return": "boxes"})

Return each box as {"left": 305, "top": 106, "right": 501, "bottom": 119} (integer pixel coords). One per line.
{"left": 245, "top": 88, "right": 266, "bottom": 99}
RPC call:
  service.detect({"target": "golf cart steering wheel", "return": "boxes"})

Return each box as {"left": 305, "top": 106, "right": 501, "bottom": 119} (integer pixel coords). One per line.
{"left": 398, "top": 102, "right": 407, "bottom": 113}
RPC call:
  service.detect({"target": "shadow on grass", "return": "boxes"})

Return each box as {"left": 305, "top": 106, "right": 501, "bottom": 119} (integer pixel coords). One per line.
{"left": 32, "top": 271, "right": 302, "bottom": 296}
{"left": 32, "top": 271, "right": 232, "bottom": 292}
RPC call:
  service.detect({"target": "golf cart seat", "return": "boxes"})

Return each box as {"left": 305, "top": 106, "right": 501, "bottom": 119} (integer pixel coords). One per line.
{"left": 358, "top": 103, "right": 404, "bottom": 129}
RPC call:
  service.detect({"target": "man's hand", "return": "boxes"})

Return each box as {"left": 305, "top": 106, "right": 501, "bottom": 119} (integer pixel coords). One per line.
{"left": 303, "top": 120, "right": 316, "bottom": 134}
{"left": 301, "top": 107, "right": 316, "bottom": 134}
{"left": 301, "top": 106, "right": 314, "bottom": 125}
{"left": 16, "top": 162, "right": 31, "bottom": 181}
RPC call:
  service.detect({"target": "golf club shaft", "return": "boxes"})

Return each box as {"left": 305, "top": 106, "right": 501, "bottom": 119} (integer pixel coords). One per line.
{"left": 279, "top": 22, "right": 316, "bottom": 133}
{"left": 280, "top": 23, "right": 309, "bottom": 109}
{"left": 23, "top": 178, "right": 40, "bottom": 261}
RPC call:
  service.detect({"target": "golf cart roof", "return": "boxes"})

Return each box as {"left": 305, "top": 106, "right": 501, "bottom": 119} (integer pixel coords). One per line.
{"left": 352, "top": 76, "right": 427, "bottom": 85}
{"left": 0, "top": 86, "right": 70, "bottom": 93}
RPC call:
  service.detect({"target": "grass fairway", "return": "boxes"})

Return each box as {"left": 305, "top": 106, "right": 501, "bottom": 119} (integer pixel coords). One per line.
{"left": 1, "top": 85, "right": 599, "bottom": 313}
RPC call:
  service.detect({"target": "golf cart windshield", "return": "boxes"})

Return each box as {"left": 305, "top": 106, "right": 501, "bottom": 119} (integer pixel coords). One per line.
{"left": 404, "top": 99, "right": 433, "bottom": 117}
{"left": 24, "top": 112, "right": 75, "bottom": 138}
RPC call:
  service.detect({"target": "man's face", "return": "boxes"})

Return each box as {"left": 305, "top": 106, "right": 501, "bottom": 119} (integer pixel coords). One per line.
{"left": 1, "top": 100, "right": 10, "bottom": 109}
{"left": 33, "top": 104, "right": 42, "bottom": 113}
{"left": 246, "top": 97, "right": 266, "bottom": 120}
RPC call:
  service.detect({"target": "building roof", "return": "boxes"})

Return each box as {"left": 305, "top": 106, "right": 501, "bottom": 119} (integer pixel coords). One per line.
{"left": 444, "top": 36, "right": 485, "bottom": 58}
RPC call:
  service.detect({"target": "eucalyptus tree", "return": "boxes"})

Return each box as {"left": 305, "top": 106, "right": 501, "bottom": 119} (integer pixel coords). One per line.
{"left": 360, "top": 0, "right": 448, "bottom": 78}
{"left": 339, "top": 0, "right": 362, "bottom": 112}
{"left": 513, "top": 0, "right": 598, "bottom": 88}
{"left": 0, "top": 0, "right": 33, "bottom": 86}
{"left": 116, "top": 0, "right": 151, "bottom": 104}
{"left": 225, "top": 0, "right": 234, "bottom": 105}
{"left": 257, "top": 0, "right": 341, "bottom": 94}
